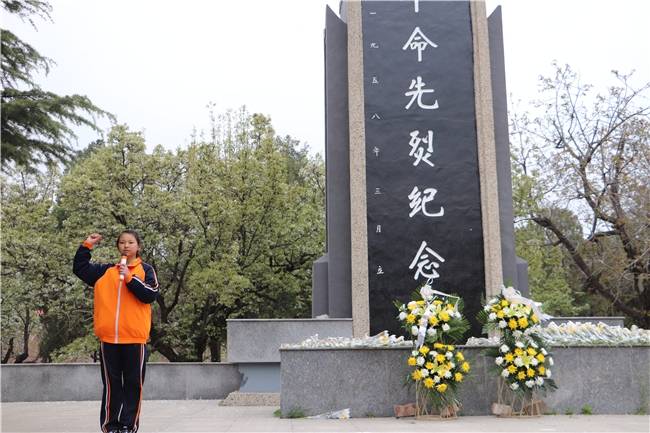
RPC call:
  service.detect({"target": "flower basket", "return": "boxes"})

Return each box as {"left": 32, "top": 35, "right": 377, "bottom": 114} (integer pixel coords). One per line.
{"left": 493, "top": 377, "right": 544, "bottom": 417}
{"left": 415, "top": 380, "right": 461, "bottom": 420}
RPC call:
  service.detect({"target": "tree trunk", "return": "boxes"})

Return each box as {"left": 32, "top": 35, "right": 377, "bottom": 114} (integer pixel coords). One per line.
{"left": 2, "top": 337, "right": 14, "bottom": 364}
{"left": 208, "top": 338, "right": 221, "bottom": 362}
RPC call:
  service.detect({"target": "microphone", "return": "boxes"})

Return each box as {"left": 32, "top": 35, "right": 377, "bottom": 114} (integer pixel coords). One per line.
{"left": 119, "top": 256, "right": 127, "bottom": 281}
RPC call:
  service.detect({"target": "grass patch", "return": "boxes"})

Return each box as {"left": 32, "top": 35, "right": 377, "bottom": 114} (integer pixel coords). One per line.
{"left": 580, "top": 404, "right": 593, "bottom": 415}
{"left": 285, "top": 407, "right": 306, "bottom": 418}
{"left": 273, "top": 409, "right": 281, "bottom": 418}
{"left": 564, "top": 408, "right": 574, "bottom": 415}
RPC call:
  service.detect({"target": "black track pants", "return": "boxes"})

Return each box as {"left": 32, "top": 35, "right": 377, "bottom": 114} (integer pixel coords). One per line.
{"left": 99, "top": 342, "right": 147, "bottom": 432}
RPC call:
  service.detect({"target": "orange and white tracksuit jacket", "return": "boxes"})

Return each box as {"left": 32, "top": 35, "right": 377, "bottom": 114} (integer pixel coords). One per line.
{"left": 73, "top": 241, "right": 159, "bottom": 344}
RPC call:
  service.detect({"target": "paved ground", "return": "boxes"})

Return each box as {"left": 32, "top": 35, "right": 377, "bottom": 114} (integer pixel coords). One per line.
{"left": 2, "top": 400, "right": 649, "bottom": 433}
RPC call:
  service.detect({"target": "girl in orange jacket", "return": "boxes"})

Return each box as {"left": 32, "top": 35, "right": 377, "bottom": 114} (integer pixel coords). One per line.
{"left": 73, "top": 230, "right": 159, "bottom": 433}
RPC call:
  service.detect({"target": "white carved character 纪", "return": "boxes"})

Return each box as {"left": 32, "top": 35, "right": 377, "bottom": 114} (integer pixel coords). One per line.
{"left": 408, "top": 186, "right": 444, "bottom": 218}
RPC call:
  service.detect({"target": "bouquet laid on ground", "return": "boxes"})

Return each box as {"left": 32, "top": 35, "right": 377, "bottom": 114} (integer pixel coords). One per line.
{"left": 478, "top": 286, "right": 557, "bottom": 416}
{"left": 396, "top": 283, "right": 470, "bottom": 419}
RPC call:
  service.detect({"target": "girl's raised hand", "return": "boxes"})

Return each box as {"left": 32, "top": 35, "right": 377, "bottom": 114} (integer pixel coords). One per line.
{"left": 85, "top": 233, "right": 103, "bottom": 246}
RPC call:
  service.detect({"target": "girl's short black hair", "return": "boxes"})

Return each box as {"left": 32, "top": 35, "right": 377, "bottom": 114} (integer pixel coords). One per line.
{"left": 116, "top": 230, "right": 143, "bottom": 257}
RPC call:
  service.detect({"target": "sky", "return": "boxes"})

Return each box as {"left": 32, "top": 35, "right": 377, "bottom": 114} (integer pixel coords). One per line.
{"left": 3, "top": 0, "right": 649, "bottom": 156}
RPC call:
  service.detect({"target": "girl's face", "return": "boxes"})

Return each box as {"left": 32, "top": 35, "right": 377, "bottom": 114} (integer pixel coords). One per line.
{"left": 117, "top": 233, "right": 140, "bottom": 260}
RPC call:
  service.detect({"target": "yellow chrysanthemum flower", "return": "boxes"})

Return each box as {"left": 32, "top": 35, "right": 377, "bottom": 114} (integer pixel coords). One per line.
{"left": 425, "top": 362, "right": 434, "bottom": 370}
{"left": 504, "top": 353, "right": 514, "bottom": 363}
{"left": 514, "top": 348, "right": 524, "bottom": 357}
{"left": 518, "top": 317, "right": 529, "bottom": 328}
{"left": 447, "top": 345, "right": 455, "bottom": 351}
{"left": 461, "top": 362, "right": 470, "bottom": 372}
{"left": 500, "top": 299, "right": 509, "bottom": 307}
{"left": 436, "top": 383, "right": 448, "bottom": 393}
{"left": 439, "top": 311, "right": 450, "bottom": 322}
{"left": 508, "top": 319, "right": 518, "bottom": 330}
{"left": 454, "top": 372, "right": 463, "bottom": 382}
{"left": 536, "top": 353, "right": 545, "bottom": 362}
{"left": 517, "top": 371, "right": 526, "bottom": 380}
{"left": 433, "top": 300, "right": 443, "bottom": 305}
{"left": 423, "top": 377, "right": 435, "bottom": 388}
{"left": 436, "top": 354, "right": 446, "bottom": 363}
{"left": 419, "top": 345, "right": 430, "bottom": 355}
{"left": 417, "top": 300, "right": 425, "bottom": 305}
{"left": 507, "top": 365, "right": 517, "bottom": 374}
{"left": 538, "top": 366, "right": 546, "bottom": 375}
{"left": 496, "top": 310, "right": 505, "bottom": 319}
{"left": 406, "top": 314, "right": 416, "bottom": 324}
{"left": 407, "top": 357, "right": 417, "bottom": 366}
{"left": 412, "top": 370, "right": 422, "bottom": 381}
{"left": 527, "top": 368, "right": 535, "bottom": 378}
{"left": 455, "top": 352, "right": 464, "bottom": 361}
{"left": 527, "top": 348, "right": 537, "bottom": 356}
{"left": 429, "top": 316, "right": 439, "bottom": 326}
{"left": 434, "top": 343, "right": 444, "bottom": 349}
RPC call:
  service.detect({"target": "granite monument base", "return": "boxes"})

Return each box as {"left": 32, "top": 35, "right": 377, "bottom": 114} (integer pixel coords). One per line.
{"left": 280, "top": 346, "right": 649, "bottom": 417}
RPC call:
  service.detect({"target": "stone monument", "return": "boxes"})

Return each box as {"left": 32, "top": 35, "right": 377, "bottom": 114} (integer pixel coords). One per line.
{"left": 312, "top": 0, "right": 528, "bottom": 337}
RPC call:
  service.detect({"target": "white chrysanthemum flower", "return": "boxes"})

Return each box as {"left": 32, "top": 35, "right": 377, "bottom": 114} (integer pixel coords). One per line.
{"left": 412, "top": 350, "right": 419, "bottom": 357}
{"left": 411, "top": 326, "right": 419, "bottom": 336}
{"left": 449, "top": 362, "right": 455, "bottom": 368}
{"left": 515, "top": 341, "right": 524, "bottom": 348}
{"left": 514, "top": 357, "right": 524, "bottom": 367}
{"left": 420, "top": 369, "right": 429, "bottom": 377}
{"left": 498, "top": 320, "right": 507, "bottom": 329}
{"left": 503, "top": 307, "right": 511, "bottom": 315}
{"left": 445, "top": 351, "right": 453, "bottom": 359}
{"left": 442, "top": 323, "right": 450, "bottom": 332}
{"left": 416, "top": 356, "right": 425, "bottom": 366}
{"left": 488, "top": 312, "right": 497, "bottom": 321}
{"left": 548, "top": 357, "right": 554, "bottom": 366}
{"left": 531, "top": 341, "right": 538, "bottom": 348}
{"left": 535, "top": 377, "right": 544, "bottom": 386}
{"left": 501, "top": 369, "right": 509, "bottom": 378}
{"left": 483, "top": 305, "right": 491, "bottom": 312}
{"left": 499, "top": 344, "right": 509, "bottom": 353}
{"left": 454, "top": 311, "right": 461, "bottom": 318}
{"left": 399, "top": 312, "right": 407, "bottom": 321}
{"left": 407, "top": 301, "right": 417, "bottom": 310}
{"left": 546, "top": 369, "right": 552, "bottom": 378}
{"left": 513, "top": 330, "right": 523, "bottom": 339}
{"left": 531, "top": 358, "right": 539, "bottom": 366}
{"left": 525, "top": 380, "right": 535, "bottom": 388}
{"left": 541, "top": 348, "right": 548, "bottom": 355}
{"left": 495, "top": 357, "right": 504, "bottom": 365}
{"left": 510, "top": 383, "right": 519, "bottom": 390}
{"left": 444, "top": 371, "right": 452, "bottom": 379}
{"left": 426, "top": 328, "right": 437, "bottom": 337}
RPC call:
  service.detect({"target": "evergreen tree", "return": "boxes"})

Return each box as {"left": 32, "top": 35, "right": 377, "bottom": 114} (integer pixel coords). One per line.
{"left": 1, "top": 0, "right": 111, "bottom": 169}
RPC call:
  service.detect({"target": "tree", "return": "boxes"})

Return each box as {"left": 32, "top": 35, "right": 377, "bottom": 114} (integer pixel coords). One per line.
{"left": 1, "top": 166, "right": 91, "bottom": 363}
{"left": 511, "top": 63, "right": 650, "bottom": 326}
{"left": 1, "top": 0, "right": 110, "bottom": 169}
